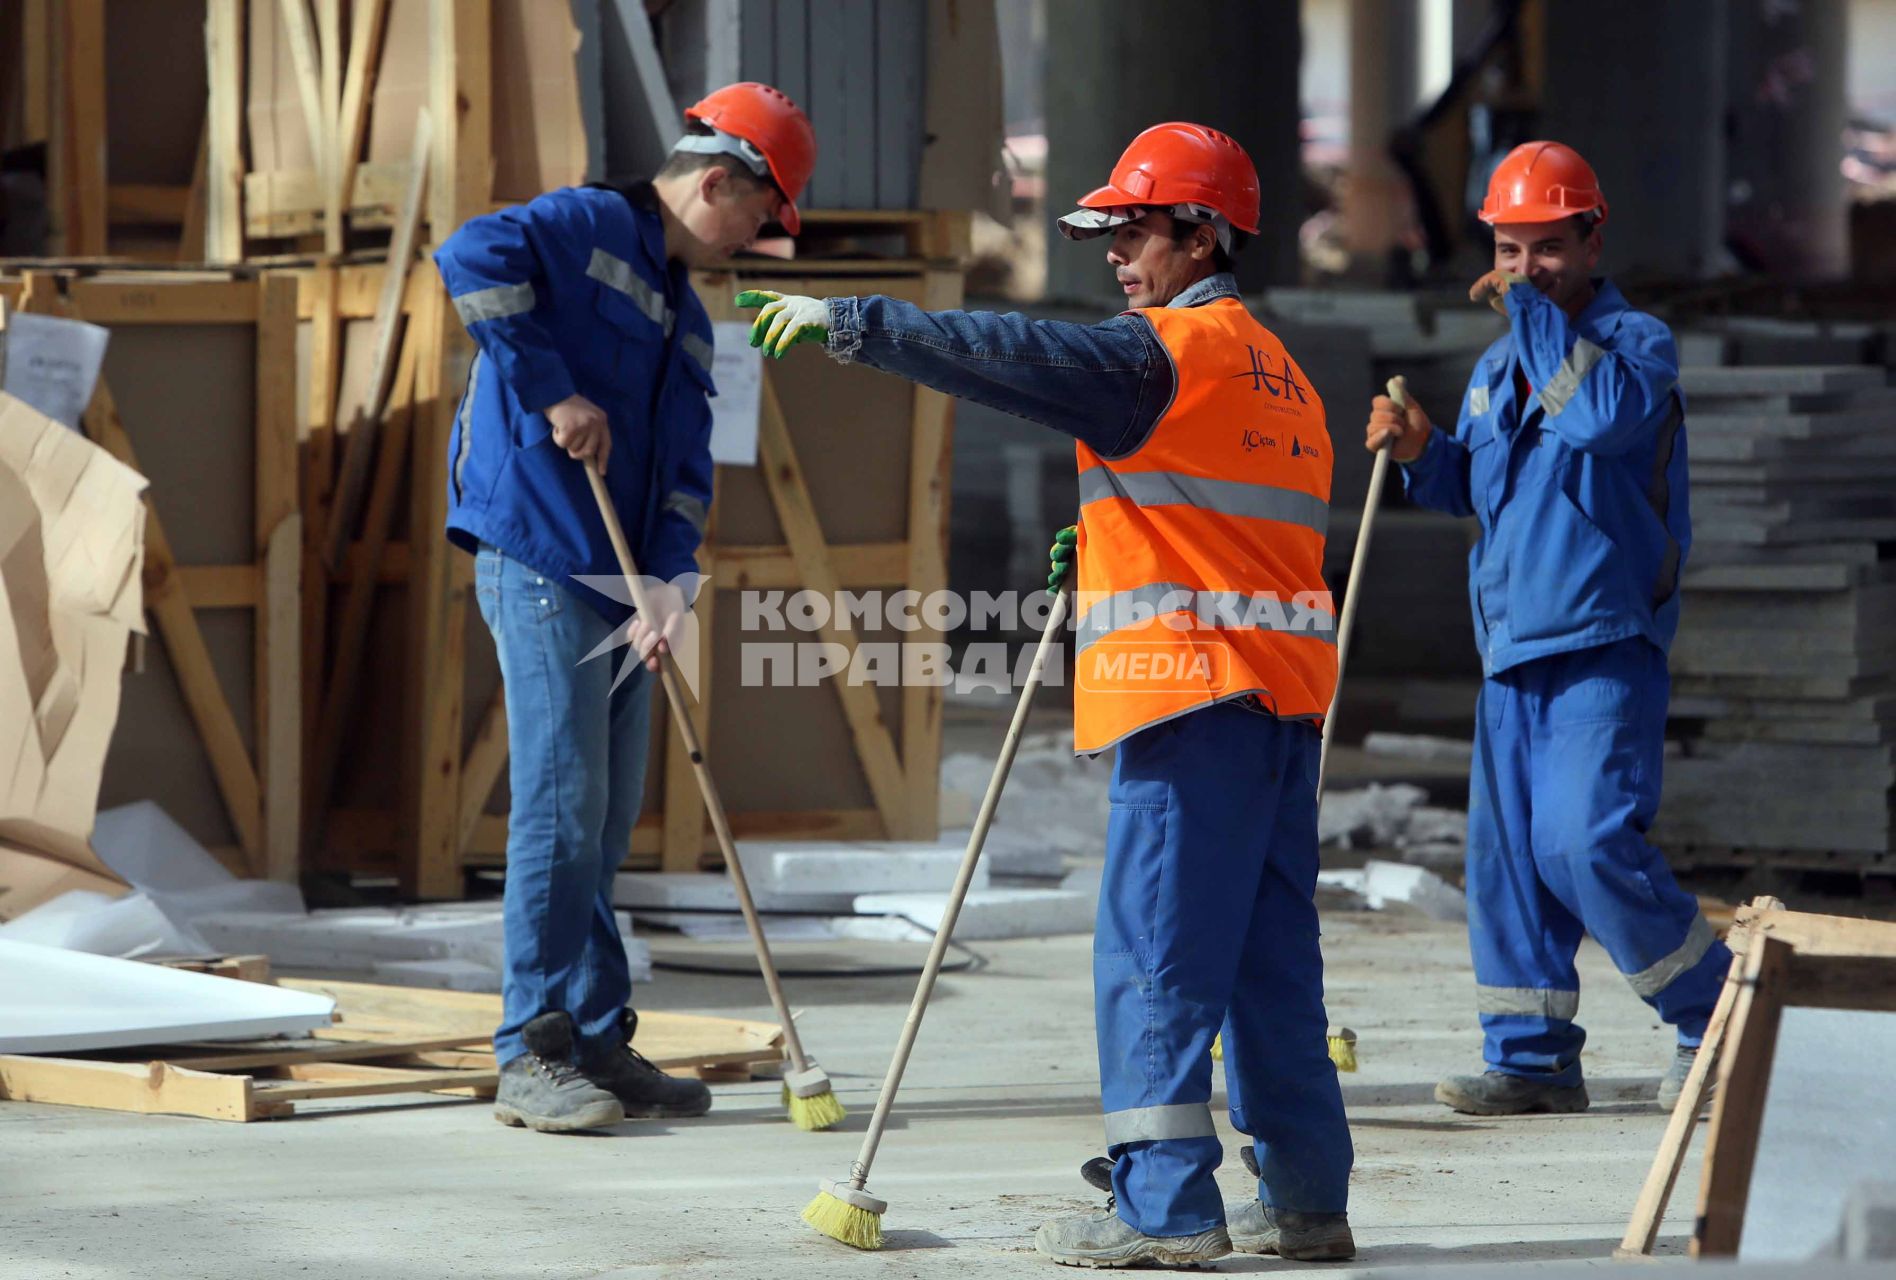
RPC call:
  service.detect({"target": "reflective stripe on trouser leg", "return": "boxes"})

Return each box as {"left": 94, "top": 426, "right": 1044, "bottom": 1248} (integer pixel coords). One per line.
{"left": 1521, "top": 640, "right": 1732, "bottom": 1046}
{"left": 1096, "top": 703, "right": 1334, "bottom": 1237}
{"left": 1219, "top": 719, "right": 1352, "bottom": 1214}
{"left": 1467, "top": 672, "right": 1590, "bottom": 1083}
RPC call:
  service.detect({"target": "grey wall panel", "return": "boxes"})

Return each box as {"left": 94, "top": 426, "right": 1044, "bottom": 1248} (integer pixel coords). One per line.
{"left": 873, "top": 0, "right": 926, "bottom": 208}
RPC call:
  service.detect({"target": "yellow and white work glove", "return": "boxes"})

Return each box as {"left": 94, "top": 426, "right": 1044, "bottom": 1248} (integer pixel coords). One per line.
{"left": 735, "top": 290, "right": 830, "bottom": 359}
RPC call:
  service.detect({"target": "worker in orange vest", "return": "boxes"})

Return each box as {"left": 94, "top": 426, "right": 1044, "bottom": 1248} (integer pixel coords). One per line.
{"left": 1365, "top": 142, "right": 1725, "bottom": 1117}
{"left": 739, "top": 124, "right": 1354, "bottom": 1268}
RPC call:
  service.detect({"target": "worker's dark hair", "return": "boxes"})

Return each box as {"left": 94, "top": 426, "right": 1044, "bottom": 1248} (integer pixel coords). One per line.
{"left": 1166, "top": 213, "right": 1247, "bottom": 274}
{"left": 1570, "top": 211, "right": 1601, "bottom": 240}
{"left": 656, "top": 120, "right": 775, "bottom": 191}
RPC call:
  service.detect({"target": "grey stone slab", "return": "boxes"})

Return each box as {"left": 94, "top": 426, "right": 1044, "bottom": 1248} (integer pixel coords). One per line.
{"left": 1680, "top": 365, "right": 1888, "bottom": 396}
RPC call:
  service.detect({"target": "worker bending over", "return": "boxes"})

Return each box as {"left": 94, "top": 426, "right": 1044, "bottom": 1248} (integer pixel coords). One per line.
{"left": 434, "top": 84, "right": 817, "bottom": 1133}
{"left": 1364, "top": 142, "right": 1728, "bottom": 1117}
{"left": 742, "top": 123, "right": 1355, "bottom": 1268}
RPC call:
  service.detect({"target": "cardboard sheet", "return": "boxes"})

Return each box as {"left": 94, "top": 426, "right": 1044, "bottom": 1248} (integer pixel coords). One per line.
{"left": 0, "top": 393, "right": 148, "bottom": 891}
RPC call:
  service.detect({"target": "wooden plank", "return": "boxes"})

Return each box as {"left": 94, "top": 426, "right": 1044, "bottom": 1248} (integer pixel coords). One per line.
{"left": 179, "top": 109, "right": 211, "bottom": 261}
{"left": 82, "top": 377, "right": 264, "bottom": 865}
{"left": 756, "top": 372, "right": 908, "bottom": 835}
{"left": 899, "top": 266, "right": 958, "bottom": 838}
{"left": 322, "top": 110, "right": 431, "bottom": 571}
{"left": 1693, "top": 934, "right": 1793, "bottom": 1256}
{"left": 1617, "top": 944, "right": 1749, "bottom": 1257}
{"left": 244, "top": 162, "right": 412, "bottom": 237}
{"left": 0, "top": 1056, "right": 254, "bottom": 1122}
{"left": 715, "top": 541, "right": 910, "bottom": 589}
{"left": 316, "top": 0, "right": 343, "bottom": 255}
{"left": 337, "top": 540, "right": 411, "bottom": 582}
{"left": 22, "top": 0, "right": 51, "bottom": 144}
{"left": 456, "top": 688, "right": 508, "bottom": 860}
{"left": 174, "top": 565, "right": 262, "bottom": 608}
{"left": 141, "top": 1034, "right": 486, "bottom": 1073}
{"left": 107, "top": 184, "right": 192, "bottom": 225}
{"left": 302, "top": 264, "right": 343, "bottom": 811}
{"left": 204, "top": 0, "right": 246, "bottom": 262}
{"left": 1782, "top": 954, "right": 1896, "bottom": 1012}
{"left": 1732, "top": 905, "right": 1896, "bottom": 960}
{"left": 311, "top": 328, "right": 420, "bottom": 844}
{"left": 334, "top": 0, "right": 390, "bottom": 229}
{"left": 256, "top": 1066, "right": 497, "bottom": 1102}
{"left": 262, "top": 514, "right": 303, "bottom": 883}
{"left": 256, "top": 272, "right": 303, "bottom": 882}
{"left": 429, "top": 0, "right": 491, "bottom": 242}
{"left": 62, "top": 0, "right": 107, "bottom": 256}
{"left": 277, "top": 0, "right": 329, "bottom": 205}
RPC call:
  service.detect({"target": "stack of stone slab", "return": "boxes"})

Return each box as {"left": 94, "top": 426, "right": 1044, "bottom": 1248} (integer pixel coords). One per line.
{"left": 1658, "top": 363, "right": 1896, "bottom": 869}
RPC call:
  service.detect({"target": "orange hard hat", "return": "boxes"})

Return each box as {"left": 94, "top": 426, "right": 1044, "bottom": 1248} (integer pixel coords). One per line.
{"left": 1059, "top": 122, "right": 1261, "bottom": 246}
{"left": 1479, "top": 141, "right": 1608, "bottom": 228}
{"left": 681, "top": 82, "right": 816, "bottom": 234}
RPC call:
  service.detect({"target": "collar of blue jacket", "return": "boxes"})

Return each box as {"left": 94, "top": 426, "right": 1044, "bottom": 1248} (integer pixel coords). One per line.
{"left": 1168, "top": 271, "right": 1241, "bottom": 309}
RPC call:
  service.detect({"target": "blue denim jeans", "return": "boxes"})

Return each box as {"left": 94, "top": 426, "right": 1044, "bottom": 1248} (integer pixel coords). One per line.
{"left": 473, "top": 545, "right": 652, "bottom": 1066}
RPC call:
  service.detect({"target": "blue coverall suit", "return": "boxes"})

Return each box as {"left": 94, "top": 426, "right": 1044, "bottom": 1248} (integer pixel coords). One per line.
{"left": 435, "top": 182, "right": 716, "bottom": 1066}
{"left": 827, "top": 274, "right": 1353, "bottom": 1235}
{"left": 1401, "top": 278, "right": 1729, "bottom": 1083}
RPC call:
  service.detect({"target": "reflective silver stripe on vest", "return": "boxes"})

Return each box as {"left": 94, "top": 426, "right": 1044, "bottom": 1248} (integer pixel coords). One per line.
{"left": 586, "top": 249, "right": 668, "bottom": 326}
{"left": 1470, "top": 384, "right": 1490, "bottom": 415}
{"left": 453, "top": 352, "right": 482, "bottom": 500}
{"left": 451, "top": 281, "right": 536, "bottom": 326}
{"left": 1647, "top": 395, "right": 1684, "bottom": 605}
{"left": 1476, "top": 985, "right": 1579, "bottom": 1021}
{"left": 1102, "top": 1101, "right": 1217, "bottom": 1146}
{"left": 1541, "top": 336, "right": 1606, "bottom": 417}
{"left": 1078, "top": 466, "right": 1328, "bottom": 537}
{"left": 662, "top": 491, "right": 708, "bottom": 536}
{"left": 1073, "top": 581, "right": 1336, "bottom": 655}
{"left": 681, "top": 331, "right": 714, "bottom": 377}
{"left": 1625, "top": 915, "right": 1716, "bottom": 999}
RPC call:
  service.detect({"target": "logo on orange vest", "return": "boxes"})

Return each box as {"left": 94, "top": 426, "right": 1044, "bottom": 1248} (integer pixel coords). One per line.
{"left": 1290, "top": 435, "right": 1321, "bottom": 461}
{"left": 1240, "top": 428, "right": 1280, "bottom": 453}
{"left": 1232, "top": 345, "right": 1310, "bottom": 404}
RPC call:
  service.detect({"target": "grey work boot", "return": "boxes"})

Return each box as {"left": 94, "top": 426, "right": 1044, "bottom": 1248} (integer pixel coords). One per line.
{"left": 1034, "top": 1208, "right": 1230, "bottom": 1269}
{"left": 493, "top": 1012, "right": 625, "bottom": 1133}
{"left": 1657, "top": 1044, "right": 1710, "bottom": 1112}
{"left": 1226, "top": 1201, "right": 1356, "bottom": 1261}
{"left": 1435, "top": 1069, "right": 1589, "bottom": 1116}
{"left": 578, "top": 1009, "right": 712, "bottom": 1118}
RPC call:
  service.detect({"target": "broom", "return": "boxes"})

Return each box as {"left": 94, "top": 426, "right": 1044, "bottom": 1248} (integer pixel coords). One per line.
{"left": 803, "top": 583, "right": 1075, "bottom": 1250}
{"left": 585, "top": 463, "right": 843, "bottom": 1131}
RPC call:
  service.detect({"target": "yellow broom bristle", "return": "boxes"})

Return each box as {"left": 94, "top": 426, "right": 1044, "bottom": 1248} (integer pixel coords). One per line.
{"left": 1211, "top": 1033, "right": 1223, "bottom": 1061}
{"left": 1327, "top": 1031, "right": 1359, "bottom": 1074}
{"left": 782, "top": 1083, "right": 848, "bottom": 1132}
{"left": 803, "top": 1189, "right": 883, "bottom": 1250}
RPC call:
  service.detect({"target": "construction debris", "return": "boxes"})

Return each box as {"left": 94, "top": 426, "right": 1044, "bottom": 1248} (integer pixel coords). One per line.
{"left": 940, "top": 734, "right": 1111, "bottom": 876}
{"left": 1317, "top": 859, "right": 1467, "bottom": 923}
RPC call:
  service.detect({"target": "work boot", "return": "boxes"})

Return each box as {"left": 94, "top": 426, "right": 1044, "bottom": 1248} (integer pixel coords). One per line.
{"left": 493, "top": 1012, "right": 625, "bottom": 1133}
{"left": 1435, "top": 1069, "right": 1589, "bottom": 1116}
{"left": 1657, "top": 1044, "right": 1712, "bottom": 1112}
{"left": 1033, "top": 1209, "right": 1230, "bottom": 1269}
{"left": 578, "top": 1009, "right": 712, "bottom": 1118}
{"left": 1225, "top": 1202, "right": 1356, "bottom": 1261}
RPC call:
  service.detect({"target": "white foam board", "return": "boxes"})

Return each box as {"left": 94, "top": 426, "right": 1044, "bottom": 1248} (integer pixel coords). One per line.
{"left": 0, "top": 939, "right": 335, "bottom": 1053}
{"left": 849, "top": 889, "right": 1095, "bottom": 941}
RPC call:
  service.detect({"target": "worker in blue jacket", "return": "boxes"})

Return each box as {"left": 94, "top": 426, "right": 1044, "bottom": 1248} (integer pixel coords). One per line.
{"left": 434, "top": 82, "right": 817, "bottom": 1133}
{"left": 1365, "top": 142, "right": 1729, "bottom": 1116}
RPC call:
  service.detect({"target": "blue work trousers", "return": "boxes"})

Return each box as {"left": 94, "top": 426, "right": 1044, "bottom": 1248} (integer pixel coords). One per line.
{"left": 1097, "top": 702, "right": 1353, "bottom": 1238}
{"left": 1468, "top": 638, "right": 1729, "bottom": 1084}
{"left": 474, "top": 545, "right": 653, "bottom": 1066}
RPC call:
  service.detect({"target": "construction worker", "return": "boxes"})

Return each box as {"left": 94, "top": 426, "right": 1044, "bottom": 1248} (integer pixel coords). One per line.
{"left": 1365, "top": 141, "right": 1728, "bottom": 1116}
{"left": 433, "top": 83, "right": 816, "bottom": 1132}
{"left": 740, "top": 123, "right": 1355, "bottom": 1268}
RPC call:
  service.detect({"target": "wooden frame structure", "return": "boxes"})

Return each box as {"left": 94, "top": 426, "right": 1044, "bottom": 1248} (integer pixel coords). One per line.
{"left": 1616, "top": 897, "right": 1896, "bottom": 1257}
{"left": 0, "top": 268, "right": 302, "bottom": 881}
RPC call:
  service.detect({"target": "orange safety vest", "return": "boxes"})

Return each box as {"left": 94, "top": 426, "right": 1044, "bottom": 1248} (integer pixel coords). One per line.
{"left": 1071, "top": 297, "right": 1336, "bottom": 754}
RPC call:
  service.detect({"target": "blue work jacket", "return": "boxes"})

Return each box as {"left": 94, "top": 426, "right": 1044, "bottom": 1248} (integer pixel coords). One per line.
{"left": 434, "top": 182, "right": 716, "bottom": 623}
{"left": 1401, "top": 279, "right": 1690, "bottom": 677}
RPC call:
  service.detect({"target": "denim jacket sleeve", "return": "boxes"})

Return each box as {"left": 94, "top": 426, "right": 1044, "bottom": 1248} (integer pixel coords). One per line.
{"left": 823, "top": 294, "right": 1173, "bottom": 458}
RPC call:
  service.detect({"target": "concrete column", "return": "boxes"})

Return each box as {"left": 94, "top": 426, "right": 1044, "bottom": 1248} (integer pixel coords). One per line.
{"left": 1540, "top": 0, "right": 1727, "bottom": 279}
{"left": 1341, "top": 0, "right": 1421, "bottom": 276}
{"left": 1042, "top": 0, "right": 1302, "bottom": 304}
{"left": 1725, "top": 0, "right": 1850, "bottom": 279}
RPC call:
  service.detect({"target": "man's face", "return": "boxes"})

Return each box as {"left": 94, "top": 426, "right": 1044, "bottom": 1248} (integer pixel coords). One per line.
{"left": 1492, "top": 218, "right": 1602, "bottom": 315}
{"left": 1105, "top": 212, "right": 1215, "bottom": 308}
{"left": 676, "top": 164, "right": 784, "bottom": 265}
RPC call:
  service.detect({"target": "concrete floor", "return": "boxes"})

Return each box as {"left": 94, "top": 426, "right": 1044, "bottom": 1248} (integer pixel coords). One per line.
{"left": 0, "top": 907, "right": 1704, "bottom": 1280}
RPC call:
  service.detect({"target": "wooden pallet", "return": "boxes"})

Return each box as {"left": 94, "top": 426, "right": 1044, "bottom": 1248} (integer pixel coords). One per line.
{"left": 0, "top": 974, "right": 783, "bottom": 1122}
